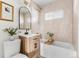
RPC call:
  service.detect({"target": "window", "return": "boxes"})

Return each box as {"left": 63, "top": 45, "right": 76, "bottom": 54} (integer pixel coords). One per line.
{"left": 45, "top": 10, "right": 64, "bottom": 20}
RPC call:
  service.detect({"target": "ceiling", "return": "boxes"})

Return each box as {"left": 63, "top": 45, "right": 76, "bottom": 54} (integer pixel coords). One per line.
{"left": 32, "top": 0, "right": 55, "bottom": 8}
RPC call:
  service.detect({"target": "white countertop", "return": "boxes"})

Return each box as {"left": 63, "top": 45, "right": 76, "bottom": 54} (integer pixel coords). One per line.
{"left": 19, "top": 33, "right": 40, "bottom": 38}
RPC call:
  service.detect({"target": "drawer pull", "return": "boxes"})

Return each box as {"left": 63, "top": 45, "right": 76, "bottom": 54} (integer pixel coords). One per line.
{"left": 34, "top": 43, "right": 37, "bottom": 48}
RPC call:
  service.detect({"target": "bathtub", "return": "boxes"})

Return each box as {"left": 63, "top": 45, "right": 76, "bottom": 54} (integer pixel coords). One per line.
{"left": 40, "top": 41, "right": 77, "bottom": 58}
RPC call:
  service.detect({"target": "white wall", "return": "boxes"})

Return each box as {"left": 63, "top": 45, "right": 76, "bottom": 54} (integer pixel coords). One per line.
{"left": 73, "top": 0, "right": 78, "bottom": 51}
{"left": 30, "top": 2, "right": 41, "bottom": 33}
{"left": 73, "top": 0, "right": 79, "bottom": 57}
{"left": 0, "top": 0, "right": 25, "bottom": 57}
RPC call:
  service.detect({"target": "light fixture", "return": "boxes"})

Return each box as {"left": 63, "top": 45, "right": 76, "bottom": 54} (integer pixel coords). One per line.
{"left": 24, "top": 0, "right": 32, "bottom": 5}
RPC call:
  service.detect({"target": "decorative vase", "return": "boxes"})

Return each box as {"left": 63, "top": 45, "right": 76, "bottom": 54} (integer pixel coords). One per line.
{"left": 9, "top": 35, "right": 18, "bottom": 41}
{"left": 45, "top": 36, "right": 54, "bottom": 45}
{"left": 9, "top": 36, "right": 15, "bottom": 41}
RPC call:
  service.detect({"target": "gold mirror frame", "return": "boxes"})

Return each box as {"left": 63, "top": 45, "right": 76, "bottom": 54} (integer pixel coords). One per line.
{"left": 18, "top": 6, "right": 32, "bottom": 30}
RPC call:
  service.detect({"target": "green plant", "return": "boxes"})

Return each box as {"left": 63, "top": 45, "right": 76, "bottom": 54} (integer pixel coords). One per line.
{"left": 47, "top": 32, "right": 54, "bottom": 37}
{"left": 3, "top": 27, "right": 18, "bottom": 36}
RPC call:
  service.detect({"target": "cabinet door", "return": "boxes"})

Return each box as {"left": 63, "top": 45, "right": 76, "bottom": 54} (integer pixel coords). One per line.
{"left": 25, "top": 38, "right": 30, "bottom": 53}
{"left": 29, "top": 37, "right": 35, "bottom": 52}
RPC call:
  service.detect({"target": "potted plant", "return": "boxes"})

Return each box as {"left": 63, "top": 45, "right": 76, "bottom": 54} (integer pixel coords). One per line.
{"left": 3, "top": 27, "right": 18, "bottom": 40}
{"left": 46, "top": 32, "right": 54, "bottom": 44}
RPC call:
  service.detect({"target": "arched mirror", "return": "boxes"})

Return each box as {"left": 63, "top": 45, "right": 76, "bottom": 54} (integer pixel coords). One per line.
{"left": 19, "top": 7, "right": 31, "bottom": 30}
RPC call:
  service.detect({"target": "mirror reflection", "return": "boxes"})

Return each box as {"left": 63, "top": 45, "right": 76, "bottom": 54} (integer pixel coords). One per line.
{"left": 19, "top": 7, "right": 31, "bottom": 30}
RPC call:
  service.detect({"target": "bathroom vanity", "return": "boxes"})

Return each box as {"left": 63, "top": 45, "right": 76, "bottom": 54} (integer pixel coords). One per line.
{"left": 19, "top": 34, "right": 40, "bottom": 58}
{"left": 18, "top": 6, "right": 40, "bottom": 58}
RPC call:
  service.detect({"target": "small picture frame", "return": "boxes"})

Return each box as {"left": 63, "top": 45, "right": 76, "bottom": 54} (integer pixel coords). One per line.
{"left": 0, "top": 1, "right": 14, "bottom": 21}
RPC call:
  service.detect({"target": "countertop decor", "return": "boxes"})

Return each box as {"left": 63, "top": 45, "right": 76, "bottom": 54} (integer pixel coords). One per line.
{"left": 3, "top": 27, "right": 18, "bottom": 40}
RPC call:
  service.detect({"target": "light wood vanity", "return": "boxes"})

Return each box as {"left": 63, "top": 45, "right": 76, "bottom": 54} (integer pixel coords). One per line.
{"left": 19, "top": 34, "right": 40, "bottom": 58}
